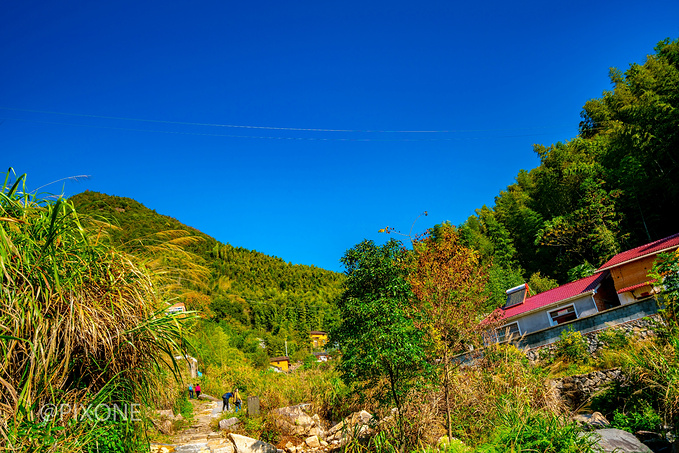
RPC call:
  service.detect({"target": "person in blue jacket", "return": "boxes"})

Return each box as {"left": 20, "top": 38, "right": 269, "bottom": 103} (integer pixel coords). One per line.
{"left": 222, "top": 391, "right": 233, "bottom": 411}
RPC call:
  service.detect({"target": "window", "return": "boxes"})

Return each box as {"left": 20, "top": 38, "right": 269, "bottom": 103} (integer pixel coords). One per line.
{"left": 496, "top": 322, "right": 520, "bottom": 343}
{"left": 548, "top": 305, "right": 577, "bottom": 325}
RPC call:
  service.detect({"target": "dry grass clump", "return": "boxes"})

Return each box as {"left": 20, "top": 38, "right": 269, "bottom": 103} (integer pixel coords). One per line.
{"left": 444, "top": 344, "right": 564, "bottom": 444}
{"left": 0, "top": 172, "right": 188, "bottom": 451}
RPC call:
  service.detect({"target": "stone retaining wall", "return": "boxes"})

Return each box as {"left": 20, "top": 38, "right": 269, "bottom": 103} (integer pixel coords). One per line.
{"left": 525, "top": 314, "right": 663, "bottom": 361}
{"left": 550, "top": 368, "right": 626, "bottom": 408}
{"left": 518, "top": 297, "right": 662, "bottom": 352}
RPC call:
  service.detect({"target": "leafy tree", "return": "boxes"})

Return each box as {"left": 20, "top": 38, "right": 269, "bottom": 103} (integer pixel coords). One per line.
{"left": 331, "top": 239, "right": 428, "bottom": 450}
{"left": 407, "top": 224, "right": 500, "bottom": 439}
{"left": 527, "top": 272, "right": 559, "bottom": 295}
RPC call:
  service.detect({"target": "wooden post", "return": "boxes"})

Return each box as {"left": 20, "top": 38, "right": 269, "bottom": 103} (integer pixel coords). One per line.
{"left": 247, "top": 396, "right": 260, "bottom": 417}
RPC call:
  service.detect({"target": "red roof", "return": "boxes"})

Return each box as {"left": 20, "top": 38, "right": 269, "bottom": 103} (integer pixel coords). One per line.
{"left": 617, "top": 281, "right": 654, "bottom": 294}
{"left": 598, "top": 233, "right": 679, "bottom": 271}
{"left": 501, "top": 272, "right": 606, "bottom": 320}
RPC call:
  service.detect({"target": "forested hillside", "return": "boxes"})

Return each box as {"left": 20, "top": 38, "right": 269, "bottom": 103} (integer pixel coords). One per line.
{"left": 70, "top": 190, "right": 344, "bottom": 358}
{"left": 458, "top": 37, "right": 679, "bottom": 308}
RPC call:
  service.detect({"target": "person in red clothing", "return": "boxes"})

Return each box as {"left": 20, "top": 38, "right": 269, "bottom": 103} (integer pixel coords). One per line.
{"left": 195, "top": 383, "right": 201, "bottom": 399}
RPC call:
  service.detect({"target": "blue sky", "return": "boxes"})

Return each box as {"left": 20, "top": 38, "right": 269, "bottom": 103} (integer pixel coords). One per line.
{"left": 2, "top": 0, "right": 678, "bottom": 272}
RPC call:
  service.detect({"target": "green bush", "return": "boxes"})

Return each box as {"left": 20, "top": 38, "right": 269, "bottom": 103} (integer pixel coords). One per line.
{"left": 477, "top": 403, "right": 598, "bottom": 453}
{"left": 597, "top": 328, "right": 629, "bottom": 350}
{"left": 554, "top": 328, "right": 590, "bottom": 364}
{"left": 610, "top": 404, "right": 662, "bottom": 434}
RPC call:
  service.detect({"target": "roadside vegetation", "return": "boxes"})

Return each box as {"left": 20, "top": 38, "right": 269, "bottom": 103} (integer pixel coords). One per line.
{"left": 0, "top": 171, "right": 191, "bottom": 452}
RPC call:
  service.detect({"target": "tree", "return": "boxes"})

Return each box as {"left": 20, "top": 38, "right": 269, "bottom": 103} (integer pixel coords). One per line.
{"left": 407, "top": 224, "right": 500, "bottom": 440}
{"left": 331, "top": 239, "right": 428, "bottom": 450}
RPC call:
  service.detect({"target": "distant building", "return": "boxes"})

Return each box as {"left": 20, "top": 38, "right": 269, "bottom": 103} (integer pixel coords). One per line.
{"left": 166, "top": 302, "right": 186, "bottom": 314}
{"left": 269, "top": 356, "right": 290, "bottom": 372}
{"left": 313, "top": 351, "right": 331, "bottom": 362}
{"left": 310, "top": 331, "right": 328, "bottom": 349}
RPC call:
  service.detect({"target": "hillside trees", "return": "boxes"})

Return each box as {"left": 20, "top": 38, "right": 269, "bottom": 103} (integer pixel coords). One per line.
{"left": 71, "top": 191, "right": 344, "bottom": 360}
{"left": 458, "top": 37, "right": 679, "bottom": 286}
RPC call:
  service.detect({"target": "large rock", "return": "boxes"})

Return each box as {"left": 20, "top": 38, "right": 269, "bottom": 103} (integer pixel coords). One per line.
{"left": 219, "top": 417, "right": 242, "bottom": 431}
{"left": 573, "top": 412, "right": 610, "bottom": 428}
{"left": 305, "top": 436, "right": 321, "bottom": 449}
{"left": 327, "top": 410, "right": 374, "bottom": 443}
{"left": 591, "top": 428, "right": 653, "bottom": 453}
{"left": 271, "top": 405, "right": 320, "bottom": 437}
{"left": 153, "top": 418, "right": 175, "bottom": 435}
{"left": 228, "top": 433, "right": 277, "bottom": 453}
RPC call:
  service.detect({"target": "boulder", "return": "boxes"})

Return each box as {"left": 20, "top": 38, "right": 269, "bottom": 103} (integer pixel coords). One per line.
{"left": 591, "top": 428, "right": 653, "bottom": 453}
{"left": 271, "top": 405, "right": 318, "bottom": 437}
{"left": 284, "top": 441, "right": 296, "bottom": 453}
{"left": 219, "top": 417, "right": 242, "bottom": 431}
{"left": 327, "top": 410, "right": 374, "bottom": 443}
{"left": 573, "top": 412, "right": 610, "bottom": 428}
{"left": 305, "top": 436, "right": 321, "bottom": 449}
{"left": 153, "top": 418, "right": 175, "bottom": 435}
{"left": 228, "top": 433, "right": 277, "bottom": 453}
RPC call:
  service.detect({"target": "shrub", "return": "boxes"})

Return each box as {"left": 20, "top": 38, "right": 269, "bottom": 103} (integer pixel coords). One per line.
{"left": 610, "top": 404, "right": 663, "bottom": 434}
{"left": 554, "top": 328, "right": 590, "bottom": 364}
{"left": 476, "top": 402, "right": 597, "bottom": 453}
{"left": 597, "top": 328, "right": 629, "bottom": 350}
{"left": 0, "top": 171, "right": 191, "bottom": 451}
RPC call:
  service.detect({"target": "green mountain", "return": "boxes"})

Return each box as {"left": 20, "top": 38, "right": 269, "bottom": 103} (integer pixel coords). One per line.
{"left": 70, "top": 191, "right": 344, "bottom": 358}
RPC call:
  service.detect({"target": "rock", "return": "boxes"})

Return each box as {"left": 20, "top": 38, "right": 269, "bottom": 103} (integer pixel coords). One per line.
{"left": 635, "top": 431, "right": 672, "bottom": 453}
{"left": 327, "top": 410, "right": 373, "bottom": 437}
{"left": 209, "top": 440, "right": 235, "bottom": 453}
{"left": 156, "top": 409, "right": 175, "bottom": 418}
{"left": 305, "top": 436, "right": 321, "bottom": 449}
{"left": 153, "top": 419, "right": 175, "bottom": 435}
{"left": 219, "top": 417, "right": 242, "bottom": 431}
{"left": 271, "top": 405, "right": 317, "bottom": 436}
{"left": 573, "top": 412, "right": 610, "bottom": 428}
{"left": 284, "top": 441, "right": 296, "bottom": 453}
{"left": 228, "top": 433, "right": 277, "bottom": 453}
{"left": 591, "top": 428, "right": 653, "bottom": 452}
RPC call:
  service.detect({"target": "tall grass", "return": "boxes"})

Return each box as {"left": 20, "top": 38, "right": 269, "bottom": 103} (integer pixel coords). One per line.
{"left": 0, "top": 171, "right": 190, "bottom": 451}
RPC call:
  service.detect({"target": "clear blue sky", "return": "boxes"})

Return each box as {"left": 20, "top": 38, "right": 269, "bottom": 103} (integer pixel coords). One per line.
{"left": 2, "top": 0, "right": 678, "bottom": 272}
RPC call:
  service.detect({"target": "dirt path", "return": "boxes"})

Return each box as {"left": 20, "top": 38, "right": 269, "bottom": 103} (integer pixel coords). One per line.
{"left": 150, "top": 396, "right": 233, "bottom": 453}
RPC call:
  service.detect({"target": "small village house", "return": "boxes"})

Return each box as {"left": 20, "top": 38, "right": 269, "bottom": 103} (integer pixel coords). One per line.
{"left": 166, "top": 302, "right": 186, "bottom": 314}
{"left": 310, "top": 331, "right": 328, "bottom": 349}
{"left": 269, "top": 356, "right": 290, "bottom": 372}
{"left": 494, "top": 233, "right": 679, "bottom": 349}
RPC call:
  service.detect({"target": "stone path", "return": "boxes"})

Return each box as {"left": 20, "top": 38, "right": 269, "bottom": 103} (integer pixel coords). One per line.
{"left": 150, "top": 396, "right": 234, "bottom": 453}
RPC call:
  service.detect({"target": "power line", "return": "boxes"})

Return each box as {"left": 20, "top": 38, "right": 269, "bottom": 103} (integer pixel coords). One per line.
{"left": 0, "top": 106, "right": 576, "bottom": 134}
{"left": 0, "top": 116, "right": 576, "bottom": 142}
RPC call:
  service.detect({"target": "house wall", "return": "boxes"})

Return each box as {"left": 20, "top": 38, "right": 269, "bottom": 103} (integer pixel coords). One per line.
{"left": 271, "top": 360, "right": 289, "bottom": 371}
{"left": 619, "top": 292, "right": 636, "bottom": 305}
{"left": 515, "top": 295, "right": 598, "bottom": 335}
{"left": 515, "top": 297, "right": 660, "bottom": 350}
{"left": 610, "top": 255, "right": 657, "bottom": 293}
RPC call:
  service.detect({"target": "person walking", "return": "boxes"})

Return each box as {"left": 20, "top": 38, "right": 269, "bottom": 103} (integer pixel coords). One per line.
{"left": 195, "top": 383, "right": 201, "bottom": 399}
{"left": 188, "top": 383, "right": 194, "bottom": 399}
{"left": 222, "top": 391, "right": 233, "bottom": 411}
{"left": 233, "top": 388, "right": 242, "bottom": 413}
